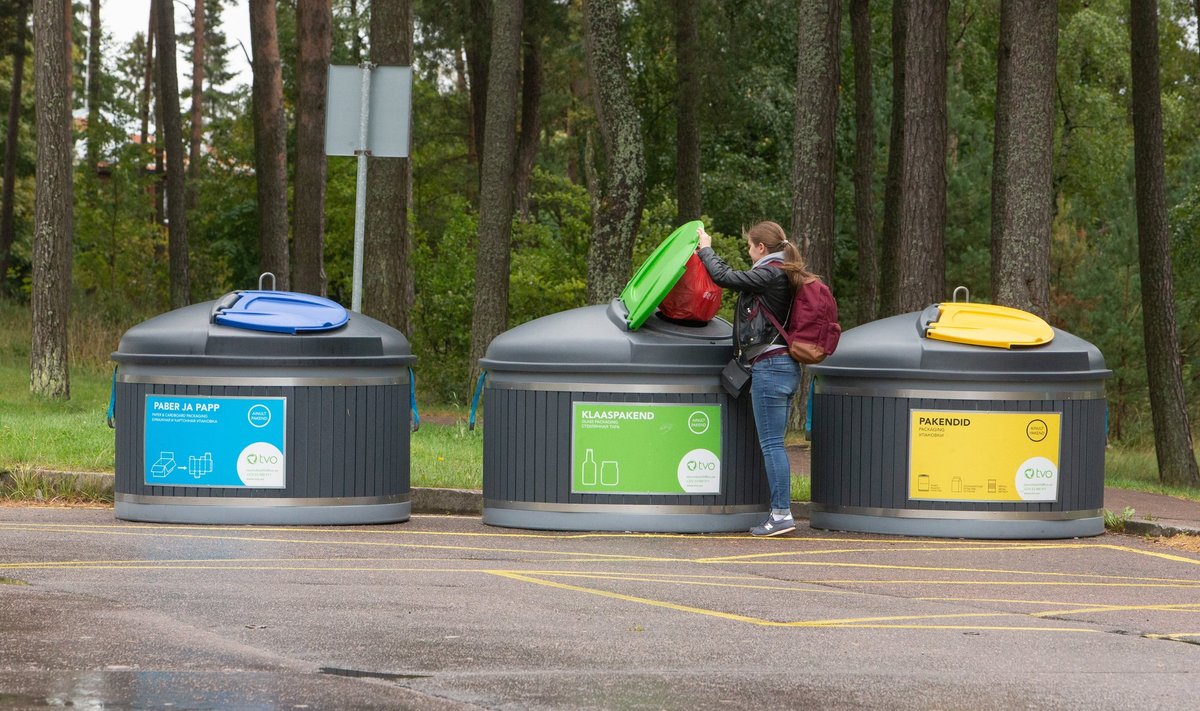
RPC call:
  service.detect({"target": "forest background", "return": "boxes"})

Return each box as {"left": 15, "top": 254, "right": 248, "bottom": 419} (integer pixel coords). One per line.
{"left": 2, "top": 1, "right": 1200, "bottom": 481}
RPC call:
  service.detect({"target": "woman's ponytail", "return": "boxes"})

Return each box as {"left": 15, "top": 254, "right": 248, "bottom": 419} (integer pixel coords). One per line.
{"left": 745, "top": 221, "right": 817, "bottom": 290}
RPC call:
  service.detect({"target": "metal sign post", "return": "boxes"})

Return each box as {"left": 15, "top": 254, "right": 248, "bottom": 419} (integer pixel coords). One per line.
{"left": 325, "top": 64, "right": 413, "bottom": 312}
{"left": 351, "top": 63, "right": 373, "bottom": 313}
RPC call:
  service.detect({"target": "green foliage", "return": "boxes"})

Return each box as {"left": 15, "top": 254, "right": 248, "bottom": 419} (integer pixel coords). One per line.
{"left": 509, "top": 170, "right": 591, "bottom": 326}
{"left": 409, "top": 420, "right": 484, "bottom": 490}
{"left": 1102, "top": 505, "right": 1136, "bottom": 532}
{"left": 410, "top": 200, "right": 477, "bottom": 403}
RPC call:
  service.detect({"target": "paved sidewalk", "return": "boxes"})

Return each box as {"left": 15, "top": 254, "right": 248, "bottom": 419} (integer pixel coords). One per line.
{"left": 1103, "top": 487, "right": 1200, "bottom": 537}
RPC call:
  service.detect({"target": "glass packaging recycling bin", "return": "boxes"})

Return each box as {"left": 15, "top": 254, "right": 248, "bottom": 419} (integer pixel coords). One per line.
{"left": 479, "top": 222, "right": 770, "bottom": 532}
{"left": 808, "top": 299, "right": 1111, "bottom": 539}
{"left": 111, "top": 288, "right": 416, "bottom": 525}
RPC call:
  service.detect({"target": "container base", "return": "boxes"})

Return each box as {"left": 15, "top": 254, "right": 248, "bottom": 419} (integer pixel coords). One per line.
{"left": 115, "top": 494, "right": 410, "bottom": 526}
{"left": 810, "top": 507, "right": 1104, "bottom": 540}
{"left": 483, "top": 500, "right": 768, "bottom": 533}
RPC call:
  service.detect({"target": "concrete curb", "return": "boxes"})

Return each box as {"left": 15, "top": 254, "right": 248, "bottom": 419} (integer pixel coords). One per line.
{"left": 1122, "top": 519, "right": 1200, "bottom": 538}
{"left": 411, "top": 487, "right": 483, "bottom": 515}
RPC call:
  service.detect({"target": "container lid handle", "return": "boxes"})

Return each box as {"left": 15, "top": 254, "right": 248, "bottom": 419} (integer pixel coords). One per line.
{"left": 259, "top": 272, "right": 277, "bottom": 291}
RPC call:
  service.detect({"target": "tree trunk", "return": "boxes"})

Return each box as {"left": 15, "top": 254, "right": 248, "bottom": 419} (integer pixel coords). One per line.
{"left": 1129, "top": 0, "right": 1200, "bottom": 487}
{"left": 86, "top": 0, "right": 101, "bottom": 169}
{"left": 878, "top": 0, "right": 905, "bottom": 316}
{"left": 468, "top": 0, "right": 524, "bottom": 380}
{"left": 187, "top": 0, "right": 205, "bottom": 208}
{"left": 294, "top": 0, "right": 331, "bottom": 297}
{"left": 514, "top": 11, "right": 543, "bottom": 222}
{"left": 31, "top": 0, "right": 73, "bottom": 399}
{"left": 582, "top": 0, "right": 646, "bottom": 304}
{"left": 893, "top": 0, "right": 946, "bottom": 314}
{"left": 851, "top": 0, "right": 877, "bottom": 325}
{"left": 465, "top": 0, "right": 492, "bottom": 172}
{"left": 157, "top": 0, "right": 190, "bottom": 308}
{"left": 154, "top": 73, "right": 166, "bottom": 226}
{"left": 0, "top": 0, "right": 29, "bottom": 295}
{"left": 142, "top": 2, "right": 155, "bottom": 148}
{"left": 249, "top": 0, "right": 290, "bottom": 289}
{"left": 350, "top": 0, "right": 362, "bottom": 60}
{"left": 364, "top": 0, "right": 414, "bottom": 331}
{"left": 674, "top": 0, "right": 701, "bottom": 223}
{"left": 990, "top": 0, "right": 1055, "bottom": 319}
{"left": 790, "top": 0, "right": 841, "bottom": 284}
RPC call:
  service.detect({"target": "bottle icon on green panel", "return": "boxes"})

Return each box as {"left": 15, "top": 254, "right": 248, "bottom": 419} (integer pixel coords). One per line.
{"left": 582, "top": 449, "right": 597, "bottom": 485}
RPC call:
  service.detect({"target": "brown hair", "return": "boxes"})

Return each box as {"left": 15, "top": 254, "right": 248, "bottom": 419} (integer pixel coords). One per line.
{"left": 745, "top": 220, "right": 817, "bottom": 290}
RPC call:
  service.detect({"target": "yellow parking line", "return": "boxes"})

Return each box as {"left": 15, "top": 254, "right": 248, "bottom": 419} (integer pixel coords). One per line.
{"left": 1094, "top": 544, "right": 1200, "bottom": 566}
{"left": 804, "top": 579, "right": 1200, "bottom": 588}
{"left": 529, "top": 572, "right": 859, "bottom": 595}
{"left": 702, "top": 558, "right": 1200, "bottom": 584}
{"left": 916, "top": 596, "right": 1129, "bottom": 608}
{"left": 698, "top": 543, "right": 1095, "bottom": 562}
{"left": 488, "top": 570, "right": 772, "bottom": 625}
{"left": 1031, "top": 603, "right": 1200, "bottom": 617}
{"left": 1143, "top": 632, "right": 1200, "bottom": 641}
{"left": 489, "top": 570, "right": 1098, "bottom": 632}
{"left": 0, "top": 525, "right": 679, "bottom": 563}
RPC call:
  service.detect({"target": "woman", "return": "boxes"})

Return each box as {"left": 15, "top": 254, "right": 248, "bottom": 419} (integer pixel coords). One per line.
{"left": 697, "top": 220, "right": 814, "bottom": 536}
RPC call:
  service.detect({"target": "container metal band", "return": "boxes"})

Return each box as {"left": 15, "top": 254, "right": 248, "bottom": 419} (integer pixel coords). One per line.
{"left": 117, "top": 493, "right": 410, "bottom": 507}
{"left": 117, "top": 374, "right": 407, "bottom": 387}
{"left": 811, "top": 503, "right": 1102, "bottom": 521}
{"left": 484, "top": 499, "right": 763, "bottom": 515}
{"left": 485, "top": 380, "right": 722, "bottom": 394}
{"left": 813, "top": 383, "right": 1105, "bottom": 401}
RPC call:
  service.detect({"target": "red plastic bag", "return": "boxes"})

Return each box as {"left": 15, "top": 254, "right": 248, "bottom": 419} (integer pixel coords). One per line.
{"left": 658, "top": 254, "right": 723, "bottom": 323}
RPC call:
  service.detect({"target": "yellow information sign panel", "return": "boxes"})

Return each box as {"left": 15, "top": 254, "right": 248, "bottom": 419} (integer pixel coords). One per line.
{"left": 909, "top": 410, "right": 1061, "bottom": 502}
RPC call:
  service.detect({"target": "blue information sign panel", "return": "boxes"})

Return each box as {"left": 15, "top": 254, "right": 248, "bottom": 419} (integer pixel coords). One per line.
{"left": 143, "top": 395, "right": 287, "bottom": 488}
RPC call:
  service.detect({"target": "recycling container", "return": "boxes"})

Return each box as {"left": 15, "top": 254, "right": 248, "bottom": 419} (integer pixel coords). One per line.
{"left": 479, "top": 222, "right": 769, "bottom": 532}
{"left": 808, "top": 300, "right": 1111, "bottom": 539}
{"left": 111, "top": 289, "right": 416, "bottom": 525}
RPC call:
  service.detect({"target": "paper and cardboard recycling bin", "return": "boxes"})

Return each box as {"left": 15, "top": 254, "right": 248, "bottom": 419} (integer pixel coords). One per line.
{"left": 479, "top": 222, "right": 770, "bottom": 532}
{"left": 808, "top": 298, "right": 1111, "bottom": 539}
{"left": 111, "top": 287, "right": 416, "bottom": 525}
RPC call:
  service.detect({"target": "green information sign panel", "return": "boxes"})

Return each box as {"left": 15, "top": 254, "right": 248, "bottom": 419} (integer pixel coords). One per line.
{"left": 571, "top": 402, "right": 722, "bottom": 495}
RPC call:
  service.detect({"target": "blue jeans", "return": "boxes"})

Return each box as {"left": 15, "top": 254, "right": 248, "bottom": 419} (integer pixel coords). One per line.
{"left": 750, "top": 353, "right": 800, "bottom": 511}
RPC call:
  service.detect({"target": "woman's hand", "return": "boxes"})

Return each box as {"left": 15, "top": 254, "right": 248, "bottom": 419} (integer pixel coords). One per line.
{"left": 697, "top": 225, "right": 712, "bottom": 250}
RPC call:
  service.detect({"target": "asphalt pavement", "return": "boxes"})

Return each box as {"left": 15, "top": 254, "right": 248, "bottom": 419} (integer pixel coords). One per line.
{"left": 1, "top": 506, "right": 1198, "bottom": 710}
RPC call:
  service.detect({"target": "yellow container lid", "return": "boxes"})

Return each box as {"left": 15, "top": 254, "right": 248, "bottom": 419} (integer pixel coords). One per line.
{"left": 923, "top": 302, "right": 1054, "bottom": 348}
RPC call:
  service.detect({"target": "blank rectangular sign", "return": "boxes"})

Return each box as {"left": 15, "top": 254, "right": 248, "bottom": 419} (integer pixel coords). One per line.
{"left": 325, "top": 65, "right": 412, "bottom": 158}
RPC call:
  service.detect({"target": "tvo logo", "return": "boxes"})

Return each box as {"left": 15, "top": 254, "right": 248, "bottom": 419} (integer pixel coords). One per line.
{"left": 677, "top": 448, "right": 720, "bottom": 493}
{"left": 1024, "top": 467, "right": 1054, "bottom": 479}
{"left": 246, "top": 452, "right": 280, "bottom": 466}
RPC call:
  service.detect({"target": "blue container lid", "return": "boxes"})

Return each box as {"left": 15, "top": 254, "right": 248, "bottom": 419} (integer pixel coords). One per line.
{"left": 211, "top": 291, "right": 350, "bottom": 334}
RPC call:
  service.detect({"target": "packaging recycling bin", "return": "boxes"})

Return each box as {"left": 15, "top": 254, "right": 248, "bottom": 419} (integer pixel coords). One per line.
{"left": 111, "top": 288, "right": 416, "bottom": 525}
{"left": 479, "top": 222, "right": 770, "bottom": 532}
{"left": 808, "top": 299, "right": 1111, "bottom": 539}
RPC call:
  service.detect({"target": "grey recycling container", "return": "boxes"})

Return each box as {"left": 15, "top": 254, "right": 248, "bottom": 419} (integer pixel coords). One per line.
{"left": 808, "top": 301, "right": 1111, "bottom": 539}
{"left": 111, "top": 289, "right": 415, "bottom": 525}
{"left": 479, "top": 299, "right": 769, "bottom": 532}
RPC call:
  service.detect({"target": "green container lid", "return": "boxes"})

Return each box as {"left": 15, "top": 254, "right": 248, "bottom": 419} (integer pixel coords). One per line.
{"left": 617, "top": 220, "right": 703, "bottom": 330}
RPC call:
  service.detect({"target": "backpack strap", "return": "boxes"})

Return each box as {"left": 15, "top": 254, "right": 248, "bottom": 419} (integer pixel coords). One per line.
{"left": 759, "top": 297, "right": 791, "bottom": 346}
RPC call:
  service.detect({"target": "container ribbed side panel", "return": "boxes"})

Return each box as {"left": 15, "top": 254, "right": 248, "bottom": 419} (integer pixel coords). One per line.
{"left": 811, "top": 394, "right": 1105, "bottom": 512}
{"left": 482, "top": 388, "right": 767, "bottom": 506}
{"left": 115, "top": 383, "right": 409, "bottom": 498}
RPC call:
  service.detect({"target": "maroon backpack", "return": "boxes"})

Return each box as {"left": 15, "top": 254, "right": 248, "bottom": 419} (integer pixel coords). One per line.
{"left": 763, "top": 278, "right": 841, "bottom": 364}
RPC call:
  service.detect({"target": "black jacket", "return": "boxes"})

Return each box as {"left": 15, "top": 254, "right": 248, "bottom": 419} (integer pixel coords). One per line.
{"left": 697, "top": 247, "right": 793, "bottom": 361}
